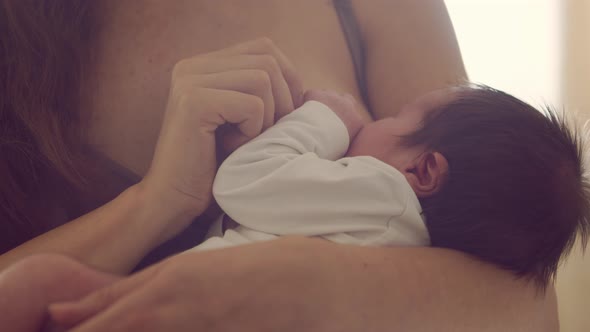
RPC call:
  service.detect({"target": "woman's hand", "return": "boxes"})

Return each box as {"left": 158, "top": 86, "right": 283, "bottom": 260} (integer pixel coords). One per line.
{"left": 138, "top": 38, "right": 304, "bottom": 241}
{"left": 0, "top": 254, "right": 121, "bottom": 332}
{"left": 48, "top": 237, "right": 324, "bottom": 332}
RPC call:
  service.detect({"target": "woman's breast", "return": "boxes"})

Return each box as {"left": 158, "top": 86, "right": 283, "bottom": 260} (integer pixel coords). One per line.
{"left": 85, "top": 0, "right": 367, "bottom": 176}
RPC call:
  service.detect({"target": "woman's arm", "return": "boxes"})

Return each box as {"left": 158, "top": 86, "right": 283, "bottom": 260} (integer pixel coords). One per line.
{"left": 48, "top": 237, "right": 558, "bottom": 332}
{"left": 0, "top": 185, "right": 192, "bottom": 274}
{"left": 317, "top": 240, "right": 558, "bottom": 332}
{"left": 279, "top": 239, "right": 557, "bottom": 332}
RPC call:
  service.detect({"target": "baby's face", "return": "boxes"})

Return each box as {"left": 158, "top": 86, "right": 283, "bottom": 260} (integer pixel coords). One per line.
{"left": 346, "top": 88, "right": 458, "bottom": 171}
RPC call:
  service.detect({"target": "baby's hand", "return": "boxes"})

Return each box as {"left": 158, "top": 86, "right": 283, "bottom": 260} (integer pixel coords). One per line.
{"left": 303, "top": 89, "right": 364, "bottom": 140}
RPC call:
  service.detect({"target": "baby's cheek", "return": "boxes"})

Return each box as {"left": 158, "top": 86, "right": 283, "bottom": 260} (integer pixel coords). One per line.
{"left": 346, "top": 130, "right": 373, "bottom": 157}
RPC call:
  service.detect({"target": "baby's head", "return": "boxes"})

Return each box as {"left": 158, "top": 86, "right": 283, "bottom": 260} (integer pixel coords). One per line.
{"left": 350, "top": 85, "right": 590, "bottom": 289}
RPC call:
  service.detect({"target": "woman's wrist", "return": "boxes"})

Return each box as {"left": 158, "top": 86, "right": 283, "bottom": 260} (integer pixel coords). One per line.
{"left": 130, "top": 181, "right": 205, "bottom": 244}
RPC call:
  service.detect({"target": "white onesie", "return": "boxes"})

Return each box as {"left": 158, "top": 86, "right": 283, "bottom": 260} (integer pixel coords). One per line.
{"left": 189, "top": 101, "right": 429, "bottom": 251}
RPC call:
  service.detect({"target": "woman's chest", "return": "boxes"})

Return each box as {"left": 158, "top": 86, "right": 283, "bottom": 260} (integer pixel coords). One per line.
{"left": 87, "top": 0, "right": 365, "bottom": 176}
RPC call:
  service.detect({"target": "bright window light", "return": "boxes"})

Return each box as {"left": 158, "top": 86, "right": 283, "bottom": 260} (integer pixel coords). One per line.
{"left": 445, "top": 0, "right": 562, "bottom": 107}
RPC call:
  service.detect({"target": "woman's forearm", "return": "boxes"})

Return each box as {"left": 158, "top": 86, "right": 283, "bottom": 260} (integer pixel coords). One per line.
{"left": 38, "top": 236, "right": 557, "bottom": 331}
{"left": 262, "top": 237, "right": 558, "bottom": 332}
{"left": 0, "top": 184, "right": 195, "bottom": 274}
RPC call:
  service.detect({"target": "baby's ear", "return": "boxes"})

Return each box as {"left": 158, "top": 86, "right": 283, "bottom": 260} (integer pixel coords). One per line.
{"left": 405, "top": 152, "right": 449, "bottom": 198}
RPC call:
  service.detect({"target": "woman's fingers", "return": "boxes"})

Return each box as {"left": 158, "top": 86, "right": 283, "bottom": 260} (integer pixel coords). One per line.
{"left": 187, "top": 70, "right": 275, "bottom": 130}
{"left": 175, "top": 69, "right": 269, "bottom": 149}
{"left": 68, "top": 291, "right": 157, "bottom": 332}
{"left": 176, "top": 54, "right": 289, "bottom": 122}
{"left": 0, "top": 254, "right": 120, "bottom": 332}
{"left": 167, "top": 37, "right": 304, "bottom": 156}
{"left": 179, "top": 88, "right": 265, "bottom": 139}
{"left": 194, "top": 88, "right": 265, "bottom": 152}
{"left": 176, "top": 38, "right": 304, "bottom": 120}
{"left": 48, "top": 263, "right": 165, "bottom": 329}
{"left": 218, "top": 38, "right": 304, "bottom": 108}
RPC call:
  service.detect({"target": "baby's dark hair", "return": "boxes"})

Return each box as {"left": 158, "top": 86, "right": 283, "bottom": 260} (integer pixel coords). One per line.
{"left": 402, "top": 84, "right": 590, "bottom": 289}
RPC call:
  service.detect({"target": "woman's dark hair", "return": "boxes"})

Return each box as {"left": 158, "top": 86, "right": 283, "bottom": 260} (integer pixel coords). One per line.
{"left": 0, "top": 1, "right": 99, "bottom": 252}
{"left": 404, "top": 85, "right": 590, "bottom": 289}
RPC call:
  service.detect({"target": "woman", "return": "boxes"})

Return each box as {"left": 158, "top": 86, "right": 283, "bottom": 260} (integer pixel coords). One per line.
{"left": 0, "top": 1, "right": 558, "bottom": 331}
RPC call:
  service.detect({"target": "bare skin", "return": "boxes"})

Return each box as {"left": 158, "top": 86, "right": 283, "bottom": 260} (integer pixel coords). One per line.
{"left": 0, "top": 1, "right": 558, "bottom": 331}
{"left": 85, "top": 0, "right": 465, "bottom": 176}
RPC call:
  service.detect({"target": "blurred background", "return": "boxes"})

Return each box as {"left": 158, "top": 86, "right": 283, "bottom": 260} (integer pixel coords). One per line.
{"left": 444, "top": 0, "right": 589, "bottom": 331}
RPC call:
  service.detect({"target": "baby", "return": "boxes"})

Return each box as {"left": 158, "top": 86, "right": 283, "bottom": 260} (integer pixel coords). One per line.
{"left": 1, "top": 85, "right": 588, "bottom": 331}
{"left": 194, "top": 85, "right": 589, "bottom": 290}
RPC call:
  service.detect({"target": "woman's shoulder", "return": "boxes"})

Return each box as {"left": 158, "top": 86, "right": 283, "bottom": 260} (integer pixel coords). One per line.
{"left": 351, "top": 0, "right": 467, "bottom": 119}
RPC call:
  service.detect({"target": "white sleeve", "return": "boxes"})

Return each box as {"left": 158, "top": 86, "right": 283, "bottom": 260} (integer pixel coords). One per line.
{"left": 212, "top": 101, "right": 423, "bottom": 241}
